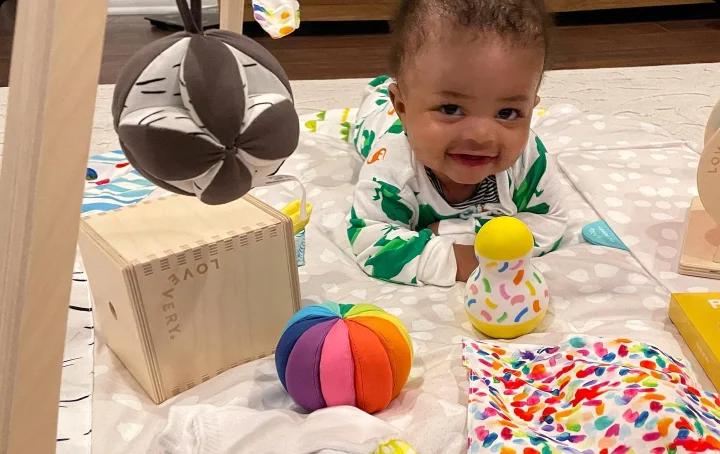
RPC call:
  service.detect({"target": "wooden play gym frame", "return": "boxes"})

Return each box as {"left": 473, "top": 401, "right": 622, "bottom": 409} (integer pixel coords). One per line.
{"left": 0, "top": 2, "right": 243, "bottom": 452}
{"left": 0, "top": 0, "right": 717, "bottom": 452}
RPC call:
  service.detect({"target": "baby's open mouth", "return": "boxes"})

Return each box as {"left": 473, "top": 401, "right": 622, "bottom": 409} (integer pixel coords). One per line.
{"left": 448, "top": 153, "right": 496, "bottom": 167}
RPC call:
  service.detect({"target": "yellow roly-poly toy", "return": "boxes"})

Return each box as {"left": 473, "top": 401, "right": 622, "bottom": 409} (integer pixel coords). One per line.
{"left": 465, "top": 216, "right": 549, "bottom": 339}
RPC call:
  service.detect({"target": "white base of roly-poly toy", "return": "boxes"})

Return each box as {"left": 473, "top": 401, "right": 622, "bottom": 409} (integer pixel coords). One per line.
{"left": 467, "top": 309, "right": 547, "bottom": 339}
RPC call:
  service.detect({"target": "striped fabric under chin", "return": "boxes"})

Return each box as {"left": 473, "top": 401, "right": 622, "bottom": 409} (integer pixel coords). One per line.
{"left": 425, "top": 168, "right": 500, "bottom": 209}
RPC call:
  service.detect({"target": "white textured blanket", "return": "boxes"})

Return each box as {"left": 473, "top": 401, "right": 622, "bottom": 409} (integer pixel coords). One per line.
{"left": 0, "top": 63, "right": 719, "bottom": 453}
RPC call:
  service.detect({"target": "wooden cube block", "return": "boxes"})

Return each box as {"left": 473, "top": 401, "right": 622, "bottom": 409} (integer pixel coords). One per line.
{"left": 78, "top": 194, "right": 300, "bottom": 403}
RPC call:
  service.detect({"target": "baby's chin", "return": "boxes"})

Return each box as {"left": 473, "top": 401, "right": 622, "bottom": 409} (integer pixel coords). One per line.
{"left": 445, "top": 167, "right": 496, "bottom": 186}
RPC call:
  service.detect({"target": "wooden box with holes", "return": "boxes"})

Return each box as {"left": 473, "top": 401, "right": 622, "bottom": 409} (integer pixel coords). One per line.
{"left": 77, "top": 193, "right": 300, "bottom": 404}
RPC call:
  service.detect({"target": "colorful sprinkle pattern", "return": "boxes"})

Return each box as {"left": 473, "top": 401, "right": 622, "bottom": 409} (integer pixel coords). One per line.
{"left": 466, "top": 258, "right": 549, "bottom": 326}
{"left": 463, "top": 336, "right": 720, "bottom": 453}
{"left": 252, "top": 0, "right": 300, "bottom": 39}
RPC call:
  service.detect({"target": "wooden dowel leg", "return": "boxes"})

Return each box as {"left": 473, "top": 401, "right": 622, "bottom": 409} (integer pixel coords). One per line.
{"left": 0, "top": 0, "right": 107, "bottom": 452}
{"left": 219, "top": 0, "right": 245, "bottom": 33}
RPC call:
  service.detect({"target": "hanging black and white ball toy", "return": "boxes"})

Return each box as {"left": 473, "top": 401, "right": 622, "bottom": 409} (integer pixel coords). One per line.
{"left": 111, "top": 1, "right": 299, "bottom": 205}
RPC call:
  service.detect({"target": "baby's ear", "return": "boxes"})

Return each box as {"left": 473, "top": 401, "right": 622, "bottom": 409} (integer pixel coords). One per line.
{"left": 534, "top": 95, "right": 541, "bottom": 107}
{"left": 389, "top": 83, "right": 406, "bottom": 118}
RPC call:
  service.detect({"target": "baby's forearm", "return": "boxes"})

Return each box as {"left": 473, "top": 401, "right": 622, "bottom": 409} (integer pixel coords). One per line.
{"left": 429, "top": 221, "right": 477, "bottom": 282}
{"left": 454, "top": 244, "right": 478, "bottom": 282}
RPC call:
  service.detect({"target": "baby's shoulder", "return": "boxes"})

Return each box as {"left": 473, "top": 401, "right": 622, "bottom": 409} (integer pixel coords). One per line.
{"left": 358, "top": 131, "right": 416, "bottom": 184}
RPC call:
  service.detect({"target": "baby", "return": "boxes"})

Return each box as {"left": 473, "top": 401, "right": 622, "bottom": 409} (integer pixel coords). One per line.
{"left": 347, "top": 0, "right": 567, "bottom": 286}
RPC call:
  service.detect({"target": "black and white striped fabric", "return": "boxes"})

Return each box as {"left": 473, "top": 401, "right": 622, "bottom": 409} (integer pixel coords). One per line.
{"left": 56, "top": 267, "right": 93, "bottom": 454}
{"left": 112, "top": 29, "right": 299, "bottom": 205}
{"left": 425, "top": 168, "right": 500, "bottom": 209}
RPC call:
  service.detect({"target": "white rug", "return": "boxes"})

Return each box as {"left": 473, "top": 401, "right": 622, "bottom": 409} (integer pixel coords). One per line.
{"left": 0, "top": 62, "right": 719, "bottom": 453}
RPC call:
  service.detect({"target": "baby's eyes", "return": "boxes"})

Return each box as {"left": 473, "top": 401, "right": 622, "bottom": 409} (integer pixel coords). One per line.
{"left": 439, "top": 104, "right": 463, "bottom": 116}
{"left": 436, "top": 105, "right": 523, "bottom": 120}
{"left": 497, "top": 108, "right": 521, "bottom": 121}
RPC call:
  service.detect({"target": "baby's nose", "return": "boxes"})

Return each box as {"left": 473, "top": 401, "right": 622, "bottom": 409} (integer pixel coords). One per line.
{"left": 461, "top": 118, "right": 497, "bottom": 146}
{"left": 452, "top": 138, "right": 494, "bottom": 152}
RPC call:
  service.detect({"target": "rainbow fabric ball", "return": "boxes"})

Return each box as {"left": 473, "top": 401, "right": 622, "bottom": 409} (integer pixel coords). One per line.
{"left": 275, "top": 302, "right": 413, "bottom": 414}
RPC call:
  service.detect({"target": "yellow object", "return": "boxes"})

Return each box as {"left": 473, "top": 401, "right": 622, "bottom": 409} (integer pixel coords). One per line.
{"left": 373, "top": 439, "right": 417, "bottom": 454}
{"left": 474, "top": 216, "right": 534, "bottom": 261}
{"left": 534, "top": 107, "right": 548, "bottom": 118}
{"left": 280, "top": 199, "right": 313, "bottom": 234}
{"left": 466, "top": 216, "right": 547, "bottom": 339}
{"left": 467, "top": 309, "right": 547, "bottom": 339}
{"left": 668, "top": 292, "right": 720, "bottom": 390}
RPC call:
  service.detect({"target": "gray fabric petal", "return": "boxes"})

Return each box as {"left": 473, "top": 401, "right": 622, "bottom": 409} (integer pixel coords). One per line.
{"left": 120, "top": 139, "right": 194, "bottom": 197}
{"left": 118, "top": 124, "right": 225, "bottom": 180}
{"left": 183, "top": 35, "right": 245, "bottom": 148}
{"left": 200, "top": 153, "right": 253, "bottom": 205}
{"left": 112, "top": 32, "right": 189, "bottom": 129}
{"left": 236, "top": 99, "right": 299, "bottom": 160}
{"left": 206, "top": 30, "right": 293, "bottom": 98}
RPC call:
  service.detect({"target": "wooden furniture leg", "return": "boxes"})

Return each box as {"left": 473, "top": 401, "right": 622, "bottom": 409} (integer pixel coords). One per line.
{"left": 0, "top": 0, "right": 107, "bottom": 452}
{"left": 220, "top": 0, "right": 245, "bottom": 33}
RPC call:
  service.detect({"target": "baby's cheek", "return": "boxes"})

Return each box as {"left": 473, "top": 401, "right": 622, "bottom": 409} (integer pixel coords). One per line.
{"left": 500, "top": 134, "right": 530, "bottom": 169}
{"left": 406, "top": 138, "right": 433, "bottom": 168}
{"left": 413, "top": 129, "right": 447, "bottom": 160}
{"left": 493, "top": 149, "right": 516, "bottom": 172}
{"left": 419, "top": 146, "right": 446, "bottom": 168}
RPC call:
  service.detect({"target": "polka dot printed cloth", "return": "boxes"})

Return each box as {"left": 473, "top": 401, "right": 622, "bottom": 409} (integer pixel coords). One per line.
{"left": 463, "top": 336, "right": 720, "bottom": 453}
{"left": 557, "top": 144, "right": 719, "bottom": 294}
{"left": 78, "top": 78, "right": 719, "bottom": 451}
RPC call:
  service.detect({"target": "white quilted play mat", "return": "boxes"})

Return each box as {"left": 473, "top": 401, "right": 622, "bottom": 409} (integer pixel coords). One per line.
{"left": 2, "top": 62, "right": 720, "bottom": 454}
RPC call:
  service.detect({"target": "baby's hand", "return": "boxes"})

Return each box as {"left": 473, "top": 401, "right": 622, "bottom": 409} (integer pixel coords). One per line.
{"left": 454, "top": 244, "right": 478, "bottom": 282}
{"left": 429, "top": 222, "right": 477, "bottom": 281}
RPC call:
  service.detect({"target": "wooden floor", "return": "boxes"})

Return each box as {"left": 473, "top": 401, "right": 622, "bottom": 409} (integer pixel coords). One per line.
{"left": 1, "top": 4, "right": 720, "bottom": 86}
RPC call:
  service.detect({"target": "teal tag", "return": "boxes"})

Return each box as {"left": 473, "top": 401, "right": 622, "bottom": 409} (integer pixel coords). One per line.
{"left": 582, "top": 220, "right": 628, "bottom": 251}
{"left": 295, "top": 230, "right": 306, "bottom": 266}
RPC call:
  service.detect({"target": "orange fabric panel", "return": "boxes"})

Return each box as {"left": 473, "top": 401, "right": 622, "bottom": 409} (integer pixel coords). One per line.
{"left": 346, "top": 320, "right": 393, "bottom": 413}
{"left": 351, "top": 316, "right": 412, "bottom": 399}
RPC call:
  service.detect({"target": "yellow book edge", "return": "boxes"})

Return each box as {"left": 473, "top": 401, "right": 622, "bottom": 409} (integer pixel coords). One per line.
{"left": 668, "top": 293, "right": 720, "bottom": 391}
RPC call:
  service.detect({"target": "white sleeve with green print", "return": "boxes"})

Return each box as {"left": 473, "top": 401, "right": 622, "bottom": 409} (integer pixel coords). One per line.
{"left": 348, "top": 133, "right": 459, "bottom": 287}
{"left": 509, "top": 136, "right": 568, "bottom": 258}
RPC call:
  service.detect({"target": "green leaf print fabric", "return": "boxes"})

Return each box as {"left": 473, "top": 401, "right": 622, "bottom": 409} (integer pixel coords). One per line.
{"left": 372, "top": 178, "right": 414, "bottom": 224}
{"left": 513, "top": 136, "right": 549, "bottom": 214}
{"left": 364, "top": 228, "right": 434, "bottom": 281}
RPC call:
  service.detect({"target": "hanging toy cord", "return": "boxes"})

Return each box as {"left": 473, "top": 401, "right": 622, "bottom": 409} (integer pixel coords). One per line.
{"left": 176, "top": 0, "right": 203, "bottom": 34}
{"left": 256, "top": 174, "right": 311, "bottom": 233}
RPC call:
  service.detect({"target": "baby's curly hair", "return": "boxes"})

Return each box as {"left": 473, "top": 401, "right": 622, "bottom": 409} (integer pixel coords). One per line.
{"left": 390, "top": 0, "right": 551, "bottom": 78}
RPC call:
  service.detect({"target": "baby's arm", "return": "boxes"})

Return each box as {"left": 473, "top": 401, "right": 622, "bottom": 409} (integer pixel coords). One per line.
{"left": 427, "top": 222, "right": 478, "bottom": 282}
{"left": 452, "top": 244, "right": 478, "bottom": 282}
{"left": 512, "top": 136, "right": 568, "bottom": 256}
{"left": 349, "top": 176, "right": 458, "bottom": 286}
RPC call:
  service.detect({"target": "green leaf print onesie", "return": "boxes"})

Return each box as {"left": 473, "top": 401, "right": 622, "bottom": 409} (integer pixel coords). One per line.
{"left": 348, "top": 76, "right": 568, "bottom": 287}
